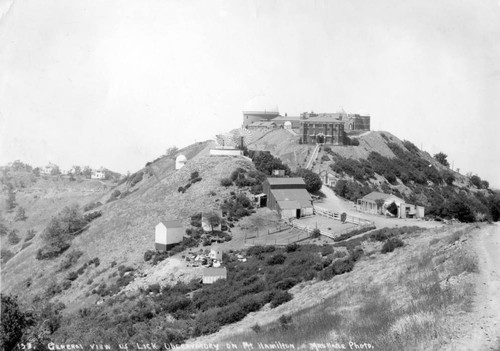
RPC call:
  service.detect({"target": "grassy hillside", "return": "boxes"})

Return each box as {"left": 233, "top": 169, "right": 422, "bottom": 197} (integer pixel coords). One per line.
{"left": 0, "top": 141, "right": 256, "bottom": 304}
{"left": 193, "top": 224, "right": 481, "bottom": 350}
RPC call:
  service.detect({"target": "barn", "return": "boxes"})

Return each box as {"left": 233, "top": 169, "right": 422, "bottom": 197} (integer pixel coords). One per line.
{"left": 262, "top": 178, "right": 314, "bottom": 219}
{"left": 155, "top": 219, "right": 184, "bottom": 251}
{"left": 202, "top": 267, "right": 227, "bottom": 284}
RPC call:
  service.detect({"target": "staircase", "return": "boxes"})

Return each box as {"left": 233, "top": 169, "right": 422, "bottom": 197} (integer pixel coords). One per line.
{"left": 305, "top": 143, "right": 321, "bottom": 170}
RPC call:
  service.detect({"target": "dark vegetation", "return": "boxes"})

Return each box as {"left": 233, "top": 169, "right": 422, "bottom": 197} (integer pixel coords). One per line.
{"left": 329, "top": 142, "right": 499, "bottom": 222}
{"left": 246, "top": 150, "right": 291, "bottom": 176}
{"left": 33, "top": 244, "right": 363, "bottom": 344}
{"left": 220, "top": 167, "right": 266, "bottom": 194}
{"left": 292, "top": 168, "right": 323, "bottom": 193}
{"left": 36, "top": 205, "right": 101, "bottom": 260}
{"left": 178, "top": 171, "right": 203, "bottom": 193}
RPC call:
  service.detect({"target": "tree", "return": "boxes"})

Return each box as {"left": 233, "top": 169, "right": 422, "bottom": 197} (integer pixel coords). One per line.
{"left": 14, "top": 207, "right": 26, "bottom": 221}
{"left": 6, "top": 187, "right": 16, "bottom": 212}
{"left": 72, "top": 165, "right": 82, "bottom": 176}
{"left": 58, "top": 205, "right": 86, "bottom": 234}
{"left": 166, "top": 146, "right": 179, "bottom": 158}
{"left": 205, "top": 212, "right": 221, "bottom": 233}
{"left": 50, "top": 165, "right": 61, "bottom": 176}
{"left": 470, "top": 175, "right": 482, "bottom": 188}
{"left": 293, "top": 168, "right": 322, "bottom": 193}
{"left": 0, "top": 294, "right": 31, "bottom": 351}
{"left": 433, "top": 152, "right": 449, "bottom": 167}
{"left": 82, "top": 166, "right": 92, "bottom": 179}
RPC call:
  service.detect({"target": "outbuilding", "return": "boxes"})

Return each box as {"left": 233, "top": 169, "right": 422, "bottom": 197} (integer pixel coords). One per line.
{"left": 202, "top": 267, "right": 227, "bottom": 284}
{"left": 209, "top": 245, "right": 223, "bottom": 262}
{"left": 262, "top": 178, "right": 314, "bottom": 219}
{"left": 155, "top": 219, "right": 184, "bottom": 251}
{"left": 357, "top": 191, "right": 425, "bottom": 219}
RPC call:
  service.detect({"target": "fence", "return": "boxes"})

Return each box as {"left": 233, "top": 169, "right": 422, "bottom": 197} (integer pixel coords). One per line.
{"left": 314, "top": 206, "right": 374, "bottom": 227}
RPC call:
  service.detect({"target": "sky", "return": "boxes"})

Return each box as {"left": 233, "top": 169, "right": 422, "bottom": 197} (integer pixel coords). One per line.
{"left": 0, "top": 0, "right": 499, "bottom": 187}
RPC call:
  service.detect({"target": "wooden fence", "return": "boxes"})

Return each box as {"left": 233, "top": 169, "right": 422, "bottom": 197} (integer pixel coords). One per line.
{"left": 314, "top": 206, "right": 374, "bottom": 227}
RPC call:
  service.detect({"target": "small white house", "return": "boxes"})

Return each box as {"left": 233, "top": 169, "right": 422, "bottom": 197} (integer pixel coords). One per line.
{"left": 202, "top": 267, "right": 227, "bottom": 284}
{"left": 155, "top": 219, "right": 184, "bottom": 251}
{"left": 175, "top": 155, "right": 187, "bottom": 170}
{"left": 209, "top": 245, "right": 223, "bottom": 262}
{"left": 91, "top": 168, "right": 106, "bottom": 179}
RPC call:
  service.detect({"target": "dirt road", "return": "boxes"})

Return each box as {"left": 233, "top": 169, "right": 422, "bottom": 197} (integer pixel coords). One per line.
{"left": 447, "top": 224, "right": 500, "bottom": 350}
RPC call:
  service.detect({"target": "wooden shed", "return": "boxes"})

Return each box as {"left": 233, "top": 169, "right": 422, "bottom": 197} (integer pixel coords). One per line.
{"left": 202, "top": 267, "right": 227, "bottom": 284}
{"left": 155, "top": 219, "right": 183, "bottom": 252}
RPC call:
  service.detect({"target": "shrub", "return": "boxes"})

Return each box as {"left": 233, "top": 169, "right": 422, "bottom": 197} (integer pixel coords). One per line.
{"left": 271, "top": 290, "right": 292, "bottom": 308}
{"left": 191, "top": 177, "right": 202, "bottom": 184}
{"left": 144, "top": 250, "right": 155, "bottom": 262}
{"left": 8, "top": 230, "right": 20, "bottom": 244}
{"left": 278, "top": 314, "right": 293, "bottom": 329}
{"left": 190, "top": 171, "right": 200, "bottom": 180}
{"left": 220, "top": 178, "right": 233, "bottom": 187}
{"left": 62, "top": 280, "right": 71, "bottom": 290}
{"left": 275, "top": 278, "right": 299, "bottom": 290}
{"left": 1, "top": 249, "right": 15, "bottom": 264}
{"left": 67, "top": 271, "right": 78, "bottom": 281}
{"left": 293, "top": 168, "right": 322, "bottom": 193}
{"left": 251, "top": 323, "right": 261, "bottom": 333}
{"left": 178, "top": 186, "right": 185, "bottom": 193}
{"left": 285, "top": 243, "right": 299, "bottom": 253}
{"left": 311, "top": 228, "right": 321, "bottom": 238}
{"left": 331, "top": 258, "right": 355, "bottom": 275}
{"left": 267, "top": 253, "right": 286, "bottom": 265}
{"left": 58, "top": 249, "right": 83, "bottom": 271}
{"left": 381, "top": 238, "right": 404, "bottom": 254}
{"left": 130, "top": 171, "right": 144, "bottom": 187}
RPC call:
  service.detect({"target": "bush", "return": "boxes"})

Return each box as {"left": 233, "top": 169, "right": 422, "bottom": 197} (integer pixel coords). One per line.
{"left": 190, "top": 171, "right": 200, "bottom": 180}
{"left": 271, "top": 290, "right": 292, "bottom": 308}
{"left": 144, "top": 250, "right": 155, "bottom": 262}
{"left": 178, "top": 186, "right": 185, "bottom": 193}
{"left": 331, "top": 258, "right": 355, "bottom": 275}
{"left": 275, "top": 277, "right": 299, "bottom": 290}
{"left": 1, "top": 249, "right": 15, "bottom": 264}
{"left": 220, "top": 178, "right": 233, "bottom": 187}
{"left": 285, "top": 243, "right": 299, "bottom": 253}
{"left": 130, "top": 171, "right": 144, "bottom": 187}
{"left": 58, "top": 249, "right": 84, "bottom": 271}
{"left": 8, "top": 230, "right": 20, "bottom": 244}
{"left": 267, "top": 253, "right": 286, "bottom": 265}
{"left": 381, "top": 238, "right": 404, "bottom": 253}
{"left": 311, "top": 228, "right": 321, "bottom": 238}
{"left": 67, "top": 271, "right": 78, "bottom": 281}
{"left": 293, "top": 168, "right": 322, "bottom": 193}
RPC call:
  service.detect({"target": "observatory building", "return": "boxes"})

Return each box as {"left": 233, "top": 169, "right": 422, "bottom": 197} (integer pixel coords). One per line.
{"left": 242, "top": 98, "right": 371, "bottom": 145}
{"left": 242, "top": 96, "right": 280, "bottom": 128}
{"left": 175, "top": 155, "right": 187, "bottom": 170}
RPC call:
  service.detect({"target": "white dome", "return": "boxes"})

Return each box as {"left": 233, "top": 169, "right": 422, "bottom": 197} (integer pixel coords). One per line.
{"left": 243, "top": 95, "right": 279, "bottom": 114}
{"left": 176, "top": 155, "right": 187, "bottom": 162}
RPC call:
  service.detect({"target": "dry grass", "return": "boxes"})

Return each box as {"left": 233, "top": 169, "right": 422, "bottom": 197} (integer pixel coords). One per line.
{"left": 212, "top": 225, "right": 479, "bottom": 350}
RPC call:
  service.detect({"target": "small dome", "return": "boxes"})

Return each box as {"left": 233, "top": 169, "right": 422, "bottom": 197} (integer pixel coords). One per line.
{"left": 243, "top": 95, "right": 279, "bottom": 115}
{"left": 176, "top": 155, "right": 187, "bottom": 162}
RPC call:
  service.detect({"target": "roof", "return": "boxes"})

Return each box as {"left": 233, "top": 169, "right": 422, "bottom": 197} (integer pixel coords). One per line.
{"left": 158, "top": 219, "right": 183, "bottom": 228}
{"left": 266, "top": 177, "right": 305, "bottom": 186}
{"left": 271, "top": 188, "right": 312, "bottom": 208}
{"left": 301, "top": 117, "right": 345, "bottom": 124}
{"left": 272, "top": 115, "right": 301, "bottom": 121}
{"left": 362, "top": 191, "right": 404, "bottom": 203}
{"left": 202, "top": 267, "right": 227, "bottom": 277}
{"left": 277, "top": 200, "right": 301, "bottom": 209}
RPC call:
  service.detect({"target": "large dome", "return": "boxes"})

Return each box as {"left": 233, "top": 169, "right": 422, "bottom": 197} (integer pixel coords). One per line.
{"left": 243, "top": 95, "right": 279, "bottom": 115}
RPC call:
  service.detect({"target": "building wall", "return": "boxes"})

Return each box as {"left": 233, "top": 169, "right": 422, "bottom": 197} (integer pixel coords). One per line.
{"left": 299, "top": 121, "right": 346, "bottom": 145}
{"left": 202, "top": 275, "right": 226, "bottom": 284}
{"left": 209, "top": 149, "right": 243, "bottom": 156}
{"left": 243, "top": 112, "right": 279, "bottom": 128}
{"left": 155, "top": 223, "right": 183, "bottom": 251}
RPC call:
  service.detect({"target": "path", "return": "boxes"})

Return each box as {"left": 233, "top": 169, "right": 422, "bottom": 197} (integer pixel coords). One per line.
{"left": 446, "top": 224, "right": 500, "bottom": 350}
{"left": 305, "top": 143, "right": 321, "bottom": 170}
